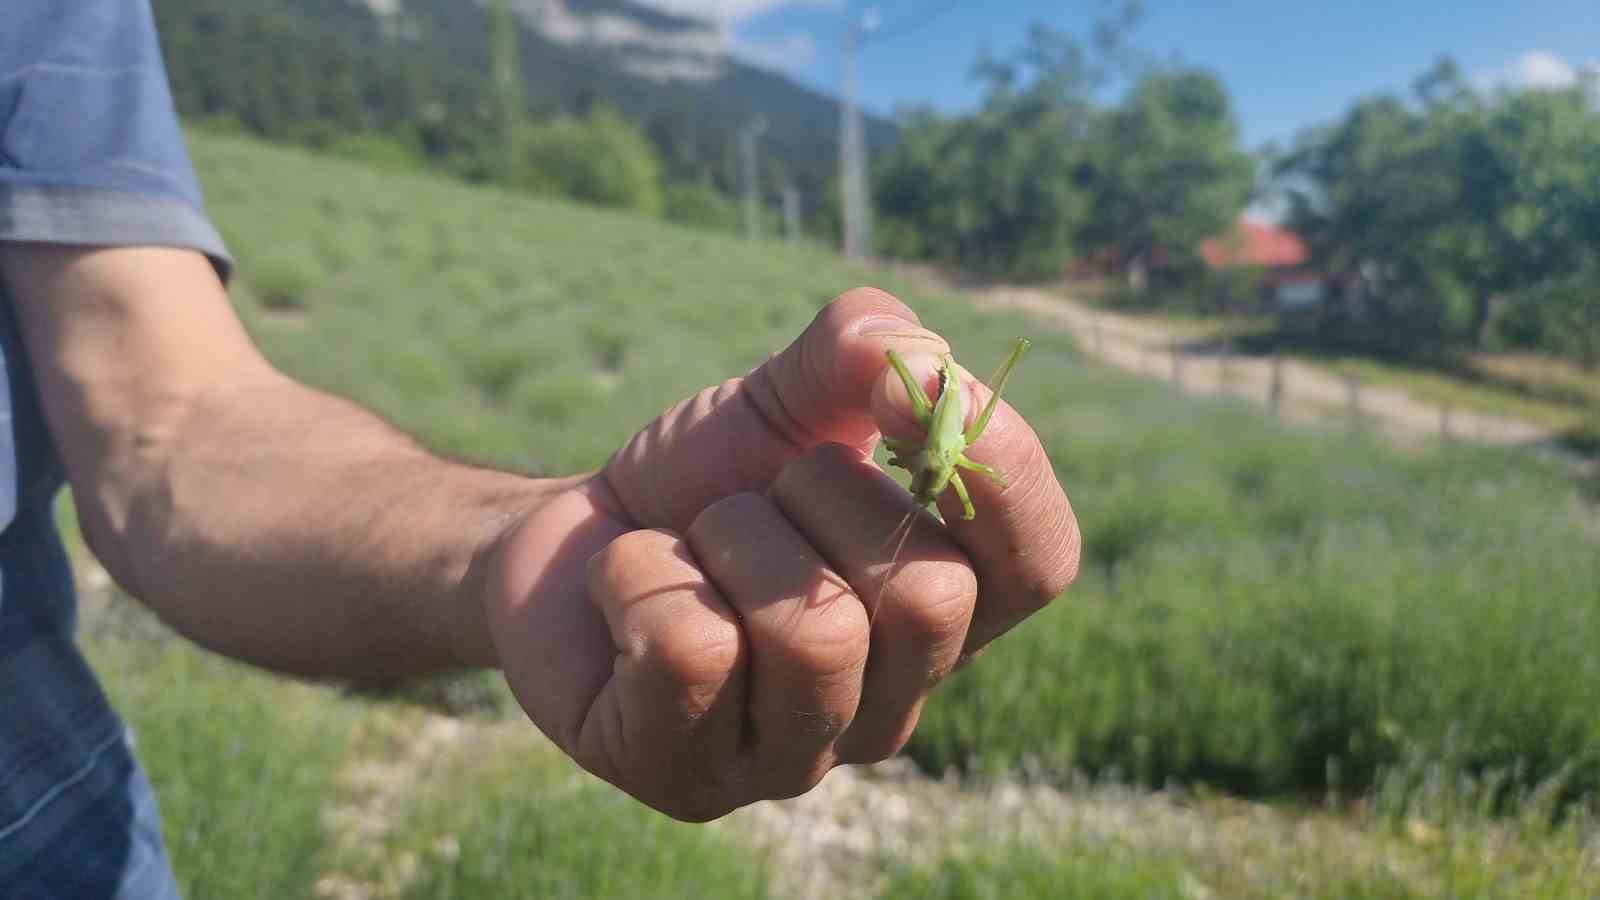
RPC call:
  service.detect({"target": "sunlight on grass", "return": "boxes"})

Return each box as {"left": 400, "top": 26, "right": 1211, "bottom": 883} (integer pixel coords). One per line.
{"left": 52, "top": 131, "right": 1590, "bottom": 895}
{"left": 187, "top": 131, "right": 1600, "bottom": 803}
{"left": 363, "top": 719, "right": 773, "bottom": 900}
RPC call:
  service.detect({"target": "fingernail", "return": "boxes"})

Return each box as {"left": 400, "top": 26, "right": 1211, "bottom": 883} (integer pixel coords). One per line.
{"left": 884, "top": 352, "right": 942, "bottom": 402}
{"left": 858, "top": 316, "right": 921, "bottom": 338}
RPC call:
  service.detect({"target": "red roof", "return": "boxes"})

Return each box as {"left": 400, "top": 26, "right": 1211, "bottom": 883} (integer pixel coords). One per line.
{"left": 1201, "top": 220, "right": 1309, "bottom": 269}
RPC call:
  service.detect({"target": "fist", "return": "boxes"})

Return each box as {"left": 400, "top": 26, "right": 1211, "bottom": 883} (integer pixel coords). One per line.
{"left": 482, "top": 289, "right": 1079, "bottom": 820}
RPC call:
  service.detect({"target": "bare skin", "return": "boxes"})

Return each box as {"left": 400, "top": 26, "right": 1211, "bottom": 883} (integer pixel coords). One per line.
{"left": 3, "top": 244, "right": 1081, "bottom": 822}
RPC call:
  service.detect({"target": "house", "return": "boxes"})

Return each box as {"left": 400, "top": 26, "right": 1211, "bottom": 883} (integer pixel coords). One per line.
{"left": 1200, "top": 219, "right": 1327, "bottom": 312}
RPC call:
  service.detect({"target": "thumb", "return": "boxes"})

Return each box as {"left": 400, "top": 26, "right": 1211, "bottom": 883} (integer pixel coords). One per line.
{"left": 743, "top": 287, "right": 951, "bottom": 451}
{"left": 602, "top": 288, "right": 948, "bottom": 531}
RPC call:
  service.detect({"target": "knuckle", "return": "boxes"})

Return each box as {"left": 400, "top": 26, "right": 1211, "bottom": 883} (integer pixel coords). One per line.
{"left": 897, "top": 565, "right": 979, "bottom": 645}
{"left": 760, "top": 759, "right": 833, "bottom": 802}
{"left": 585, "top": 528, "right": 688, "bottom": 610}
{"left": 650, "top": 615, "right": 745, "bottom": 691}
{"left": 784, "top": 610, "right": 871, "bottom": 683}
{"left": 842, "top": 724, "right": 916, "bottom": 766}
{"left": 585, "top": 529, "right": 648, "bottom": 598}
{"left": 593, "top": 527, "right": 671, "bottom": 571}
{"left": 686, "top": 491, "right": 769, "bottom": 542}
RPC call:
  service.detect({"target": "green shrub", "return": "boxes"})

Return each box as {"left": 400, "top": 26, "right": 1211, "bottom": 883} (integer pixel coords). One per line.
{"left": 243, "top": 248, "right": 323, "bottom": 311}
{"left": 325, "top": 129, "right": 426, "bottom": 172}
{"left": 1559, "top": 414, "right": 1600, "bottom": 456}
{"left": 663, "top": 179, "right": 742, "bottom": 232}
{"left": 519, "top": 107, "right": 664, "bottom": 216}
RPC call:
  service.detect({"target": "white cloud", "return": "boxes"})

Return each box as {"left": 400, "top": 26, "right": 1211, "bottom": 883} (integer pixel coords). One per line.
{"left": 628, "top": 0, "right": 839, "bottom": 74}
{"left": 634, "top": 0, "right": 842, "bottom": 28}
{"left": 730, "top": 31, "right": 819, "bottom": 70}
{"left": 1514, "top": 49, "right": 1578, "bottom": 88}
{"left": 1477, "top": 49, "right": 1598, "bottom": 93}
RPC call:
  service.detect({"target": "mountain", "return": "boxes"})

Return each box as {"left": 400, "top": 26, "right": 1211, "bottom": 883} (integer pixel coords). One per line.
{"left": 152, "top": 0, "right": 895, "bottom": 222}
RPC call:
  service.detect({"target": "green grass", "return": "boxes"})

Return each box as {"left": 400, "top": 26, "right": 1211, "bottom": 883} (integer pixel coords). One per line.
{"left": 66, "top": 130, "right": 1600, "bottom": 894}
{"left": 879, "top": 805, "right": 1600, "bottom": 900}
{"left": 83, "top": 624, "right": 356, "bottom": 899}
{"left": 184, "top": 130, "right": 1600, "bottom": 802}
{"left": 878, "top": 844, "right": 1192, "bottom": 899}
{"left": 361, "top": 717, "right": 773, "bottom": 900}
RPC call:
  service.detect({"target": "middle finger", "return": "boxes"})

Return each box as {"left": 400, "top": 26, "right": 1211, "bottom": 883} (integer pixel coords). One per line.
{"left": 770, "top": 443, "right": 977, "bottom": 765}
{"left": 685, "top": 492, "right": 871, "bottom": 799}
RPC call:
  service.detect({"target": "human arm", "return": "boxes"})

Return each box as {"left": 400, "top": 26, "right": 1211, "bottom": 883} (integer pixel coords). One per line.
{"left": 2, "top": 243, "right": 556, "bottom": 678}
{"left": 6, "top": 241, "right": 1081, "bottom": 818}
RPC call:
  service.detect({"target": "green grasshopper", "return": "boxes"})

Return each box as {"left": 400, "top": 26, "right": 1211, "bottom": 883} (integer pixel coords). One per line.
{"left": 870, "top": 338, "right": 1029, "bottom": 615}
{"left": 883, "top": 337, "right": 1030, "bottom": 519}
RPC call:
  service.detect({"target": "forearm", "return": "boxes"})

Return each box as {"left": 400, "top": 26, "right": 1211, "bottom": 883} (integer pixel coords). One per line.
{"left": 116, "top": 368, "right": 569, "bottom": 679}
{"left": 3, "top": 243, "right": 573, "bottom": 681}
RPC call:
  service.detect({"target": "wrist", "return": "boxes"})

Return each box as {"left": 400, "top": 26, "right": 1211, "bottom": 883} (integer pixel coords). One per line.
{"left": 454, "top": 473, "right": 584, "bottom": 669}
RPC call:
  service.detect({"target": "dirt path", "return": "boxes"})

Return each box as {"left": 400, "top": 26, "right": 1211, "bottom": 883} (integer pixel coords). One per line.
{"left": 970, "top": 286, "right": 1559, "bottom": 450}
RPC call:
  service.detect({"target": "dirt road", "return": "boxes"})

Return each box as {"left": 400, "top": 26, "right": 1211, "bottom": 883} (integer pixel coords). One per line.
{"left": 971, "top": 286, "right": 1560, "bottom": 450}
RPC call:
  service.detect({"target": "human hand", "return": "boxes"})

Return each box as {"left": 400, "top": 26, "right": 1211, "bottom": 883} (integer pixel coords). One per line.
{"left": 481, "top": 288, "right": 1079, "bottom": 820}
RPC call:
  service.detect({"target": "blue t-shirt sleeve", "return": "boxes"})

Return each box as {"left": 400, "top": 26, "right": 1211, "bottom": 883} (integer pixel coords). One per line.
{"left": 0, "top": 1, "right": 230, "bottom": 278}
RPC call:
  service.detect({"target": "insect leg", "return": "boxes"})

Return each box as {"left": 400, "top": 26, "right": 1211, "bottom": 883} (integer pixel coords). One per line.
{"left": 963, "top": 338, "right": 1030, "bottom": 445}
{"left": 955, "top": 455, "right": 1006, "bottom": 487}
{"left": 948, "top": 471, "right": 976, "bottom": 520}
{"left": 885, "top": 349, "right": 934, "bottom": 427}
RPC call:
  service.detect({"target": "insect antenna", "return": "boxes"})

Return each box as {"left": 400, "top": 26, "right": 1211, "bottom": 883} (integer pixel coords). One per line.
{"left": 869, "top": 507, "right": 921, "bottom": 624}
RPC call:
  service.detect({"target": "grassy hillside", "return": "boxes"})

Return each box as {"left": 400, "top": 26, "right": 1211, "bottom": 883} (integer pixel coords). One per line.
{"left": 198, "top": 129, "right": 1600, "bottom": 796}
{"left": 76, "top": 131, "right": 1600, "bottom": 896}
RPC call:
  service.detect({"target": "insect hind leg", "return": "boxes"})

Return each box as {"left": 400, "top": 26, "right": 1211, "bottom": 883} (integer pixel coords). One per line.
{"left": 956, "top": 455, "right": 1006, "bottom": 487}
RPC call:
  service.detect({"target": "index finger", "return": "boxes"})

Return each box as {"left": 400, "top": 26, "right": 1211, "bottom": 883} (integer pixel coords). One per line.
{"left": 871, "top": 351, "right": 1081, "bottom": 653}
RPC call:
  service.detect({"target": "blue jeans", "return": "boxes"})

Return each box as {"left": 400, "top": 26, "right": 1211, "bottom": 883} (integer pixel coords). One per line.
{"left": 1, "top": 727, "right": 183, "bottom": 899}
{"left": 0, "top": 498, "right": 183, "bottom": 899}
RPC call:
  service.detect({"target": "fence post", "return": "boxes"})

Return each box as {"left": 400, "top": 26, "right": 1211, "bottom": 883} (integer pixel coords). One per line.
{"left": 1440, "top": 403, "right": 1453, "bottom": 441}
{"left": 1268, "top": 351, "right": 1284, "bottom": 417}
{"left": 1170, "top": 339, "right": 1184, "bottom": 391}
{"left": 1344, "top": 373, "right": 1362, "bottom": 427}
{"left": 1217, "top": 339, "right": 1233, "bottom": 394}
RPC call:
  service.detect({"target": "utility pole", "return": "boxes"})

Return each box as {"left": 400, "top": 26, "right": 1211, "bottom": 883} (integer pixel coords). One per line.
{"left": 839, "top": 11, "right": 878, "bottom": 260}
{"left": 489, "top": 0, "right": 523, "bottom": 182}
{"left": 740, "top": 117, "right": 767, "bottom": 240}
{"left": 782, "top": 184, "right": 801, "bottom": 242}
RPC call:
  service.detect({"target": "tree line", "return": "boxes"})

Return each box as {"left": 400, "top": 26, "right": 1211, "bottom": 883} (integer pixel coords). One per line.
{"left": 872, "top": 24, "right": 1599, "bottom": 369}
{"left": 151, "top": 0, "right": 822, "bottom": 235}
{"left": 871, "top": 14, "right": 1256, "bottom": 283}
{"left": 1277, "top": 60, "right": 1600, "bottom": 367}
{"left": 153, "top": 0, "right": 1597, "bottom": 367}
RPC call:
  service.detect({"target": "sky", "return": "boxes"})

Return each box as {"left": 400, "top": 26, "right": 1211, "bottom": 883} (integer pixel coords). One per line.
{"left": 636, "top": 0, "right": 1600, "bottom": 150}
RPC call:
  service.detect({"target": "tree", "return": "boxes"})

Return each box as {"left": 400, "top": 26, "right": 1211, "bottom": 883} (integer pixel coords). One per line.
{"left": 1278, "top": 57, "right": 1600, "bottom": 359}
{"left": 520, "top": 107, "right": 665, "bottom": 216}
{"left": 1078, "top": 68, "right": 1255, "bottom": 282}
{"left": 873, "top": 17, "right": 1135, "bottom": 277}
